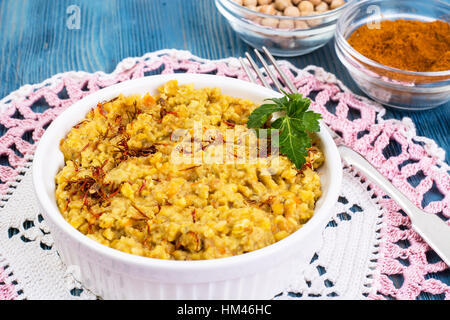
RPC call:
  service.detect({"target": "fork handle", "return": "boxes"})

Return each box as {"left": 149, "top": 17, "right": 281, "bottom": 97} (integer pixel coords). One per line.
{"left": 338, "top": 145, "right": 450, "bottom": 267}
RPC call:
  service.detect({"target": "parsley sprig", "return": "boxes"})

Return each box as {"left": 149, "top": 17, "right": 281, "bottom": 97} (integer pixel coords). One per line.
{"left": 247, "top": 92, "right": 322, "bottom": 169}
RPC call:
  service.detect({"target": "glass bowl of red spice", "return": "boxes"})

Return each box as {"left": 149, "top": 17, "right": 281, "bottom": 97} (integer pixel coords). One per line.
{"left": 335, "top": 0, "right": 450, "bottom": 110}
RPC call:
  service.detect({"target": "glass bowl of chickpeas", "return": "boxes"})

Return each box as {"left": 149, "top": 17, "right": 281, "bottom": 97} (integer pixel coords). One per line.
{"left": 215, "top": 0, "right": 352, "bottom": 56}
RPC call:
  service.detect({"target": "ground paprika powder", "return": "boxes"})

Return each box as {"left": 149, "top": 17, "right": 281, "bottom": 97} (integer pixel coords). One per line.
{"left": 347, "top": 19, "right": 450, "bottom": 73}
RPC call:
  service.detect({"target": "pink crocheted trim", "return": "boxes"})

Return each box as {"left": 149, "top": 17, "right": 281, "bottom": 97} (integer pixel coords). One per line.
{"left": 0, "top": 275, "right": 16, "bottom": 300}
{"left": 300, "top": 80, "right": 449, "bottom": 300}
{"left": 0, "top": 49, "right": 448, "bottom": 300}
{"left": 0, "top": 264, "right": 18, "bottom": 300}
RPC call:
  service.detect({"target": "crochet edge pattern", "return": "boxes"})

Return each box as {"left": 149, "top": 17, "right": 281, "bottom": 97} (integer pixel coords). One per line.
{"left": 0, "top": 49, "right": 447, "bottom": 300}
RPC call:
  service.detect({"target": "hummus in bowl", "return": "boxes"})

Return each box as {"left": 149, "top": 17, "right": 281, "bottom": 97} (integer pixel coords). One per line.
{"left": 33, "top": 74, "right": 342, "bottom": 299}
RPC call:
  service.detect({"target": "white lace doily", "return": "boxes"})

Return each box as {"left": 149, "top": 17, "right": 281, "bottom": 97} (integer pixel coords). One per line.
{"left": 0, "top": 49, "right": 447, "bottom": 300}
{"left": 0, "top": 159, "right": 384, "bottom": 299}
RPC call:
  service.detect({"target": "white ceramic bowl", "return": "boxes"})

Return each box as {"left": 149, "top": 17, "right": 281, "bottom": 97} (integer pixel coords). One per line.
{"left": 32, "top": 74, "right": 342, "bottom": 299}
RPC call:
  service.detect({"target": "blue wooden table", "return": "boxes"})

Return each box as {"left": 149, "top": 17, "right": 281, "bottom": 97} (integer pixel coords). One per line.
{"left": 0, "top": 0, "right": 448, "bottom": 299}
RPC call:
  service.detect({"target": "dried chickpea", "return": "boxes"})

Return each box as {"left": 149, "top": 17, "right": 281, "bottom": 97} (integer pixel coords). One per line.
{"left": 330, "top": 0, "right": 345, "bottom": 10}
{"left": 323, "top": 0, "right": 332, "bottom": 3}
{"left": 284, "top": 6, "right": 300, "bottom": 17}
{"left": 302, "top": 12, "right": 322, "bottom": 27}
{"left": 259, "top": 4, "right": 277, "bottom": 15}
{"left": 243, "top": 0, "right": 258, "bottom": 6}
{"left": 261, "top": 17, "right": 279, "bottom": 27}
{"left": 309, "top": 0, "right": 322, "bottom": 5}
{"left": 295, "top": 20, "right": 309, "bottom": 29}
{"left": 292, "top": 0, "right": 302, "bottom": 5}
{"left": 307, "top": 18, "right": 322, "bottom": 27}
{"left": 298, "top": 1, "right": 314, "bottom": 13}
{"left": 257, "top": 0, "right": 272, "bottom": 4}
{"left": 315, "top": 1, "right": 328, "bottom": 12}
{"left": 278, "top": 19, "right": 295, "bottom": 29}
{"left": 251, "top": 17, "right": 262, "bottom": 24}
{"left": 274, "top": 0, "right": 291, "bottom": 11}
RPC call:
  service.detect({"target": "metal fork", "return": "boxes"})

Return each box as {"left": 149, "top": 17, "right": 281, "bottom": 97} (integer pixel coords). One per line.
{"left": 240, "top": 47, "right": 450, "bottom": 267}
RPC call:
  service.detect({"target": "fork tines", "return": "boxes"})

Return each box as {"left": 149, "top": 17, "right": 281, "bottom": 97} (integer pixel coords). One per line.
{"left": 240, "top": 46, "right": 297, "bottom": 94}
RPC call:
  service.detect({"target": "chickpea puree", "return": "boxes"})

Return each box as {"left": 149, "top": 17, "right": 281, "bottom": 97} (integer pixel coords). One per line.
{"left": 55, "top": 81, "right": 324, "bottom": 260}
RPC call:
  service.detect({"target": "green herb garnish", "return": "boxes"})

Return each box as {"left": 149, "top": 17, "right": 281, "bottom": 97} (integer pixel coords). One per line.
{"left": 247, "top": 92, "right": 322, "bottom": 169}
